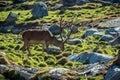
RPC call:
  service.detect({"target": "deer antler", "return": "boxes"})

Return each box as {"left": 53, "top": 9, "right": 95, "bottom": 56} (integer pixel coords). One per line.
{"left": 64, "top": 19, "right": 74, "bottom": 43}
{"left": 59, "top": 16, "right": 75, "bottom": 43}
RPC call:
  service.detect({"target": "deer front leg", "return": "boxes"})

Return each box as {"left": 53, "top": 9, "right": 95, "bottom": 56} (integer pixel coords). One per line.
{"left": 45, "top": 42, "right": 49, "bottom": 49}
{"left": 27, "top": 44, "right": 31, "bottom": 56}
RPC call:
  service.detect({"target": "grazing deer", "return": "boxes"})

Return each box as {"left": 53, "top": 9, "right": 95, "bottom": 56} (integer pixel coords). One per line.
{"left": 21, "top": 17, "right": 74, "bottom": 55}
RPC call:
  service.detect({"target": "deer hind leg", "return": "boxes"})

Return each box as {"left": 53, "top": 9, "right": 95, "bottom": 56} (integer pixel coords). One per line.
{"left": 21, "top": 42, "right": 27, "bottom": 53}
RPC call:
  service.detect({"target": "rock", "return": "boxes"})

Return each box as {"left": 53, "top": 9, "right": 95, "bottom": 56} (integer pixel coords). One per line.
{"left": 12, "top": 0, "right": 26, "bottom": 4}
{"left": 92, "top": 32, "right": 103, "bottom": 37}
{"left": 68, "top": 52, "right": 113, "bottom": 64}
{"left": 64, "top": 25, "right": 79, "bottom": 33}
{"left": 67, "top": 38, "right": 84, "bottom": 45}
{"left": 99, "top": 18, "right": 120, "bottom": 28}
{"left": 111, "top": 0, "right": 120, "bottom": 3}
{"left": 11, "top": 28, "right": 23, "bottom": 34}
{"left": 0, "top": 65, "right": 8, "bottom": 73}
{"left": 104, "top": 66, "right": 120, "bottom": 80}
{"left": 5, "top": 12, "right": 18, "bottom": 23}
{"left": 62, "top": 0, "right": 77, "bottom": 6}
{"left": 105, "top": 27, "right": 120, "bottom": 38}
{"left": 76, "top": 0, "right": 89, "bottom": 5}
{"left": 51, "top": 4, "right": 63, "bottom": 10}
{"left": 0, "top": 52, "right": 6, "bottom": 55}
{"left": 89, "top": 52, "right": 113, "bottom": 64}
{"left": 82, "top": 28, "right": 98, "bottom": 38}
{"left": 45, "top": 47, "right": 61, "bottom": 54}
{"left": 0, "top": 25, "right": 14, "bottom": 33}
{"left": 109, "top": 36, "right": 120, "bottom": 45}
{"left": 76, "top": 63, "right": 108, "bottom": 76}
{"left": 67, "top": 53, "right": 79, "bottom": 61}
{"left": 101, "top": 35, "right": 114, "bottom": 41}
{"left": 26, "top": 68, "right": 38, "bottom": 73}
{"left": 49, "top": 68, "right": 69, "bottom": 79}
{"left": 31, "top": 2, "right": 48, "bottom": 18}
{"left": 49, "top": 24, "right": 61, "bottom": 35}
{"left": 19, "top": 71, "right": 32, "bottom": 80}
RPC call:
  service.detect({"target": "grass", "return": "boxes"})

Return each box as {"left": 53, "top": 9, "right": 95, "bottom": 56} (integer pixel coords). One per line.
{"left": 0, "top": 28, "right": 118, "bottom": 68}
{"left": 0, "top": 3, "right": 120, "bottom": 24}
{"left": 0, "top": 1, "right": 120, "bottom": 79}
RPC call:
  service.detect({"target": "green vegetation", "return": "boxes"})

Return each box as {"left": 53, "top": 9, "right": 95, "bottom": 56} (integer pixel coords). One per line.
{"left": 0, "top": 0, "right": 120, "bottom": 79}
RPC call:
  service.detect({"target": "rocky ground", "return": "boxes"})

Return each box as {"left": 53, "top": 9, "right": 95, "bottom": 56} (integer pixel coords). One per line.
{"left": 0, "top": 0, "right": 120, "bottom": 80}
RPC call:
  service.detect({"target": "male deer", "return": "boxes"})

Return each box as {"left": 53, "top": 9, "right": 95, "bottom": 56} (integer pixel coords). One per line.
{"left": 21, "top": 17, "right": 74, "bottom": 55}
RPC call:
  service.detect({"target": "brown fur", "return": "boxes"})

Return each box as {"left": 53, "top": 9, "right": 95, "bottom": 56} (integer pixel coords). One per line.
{"left": 21, "top": 29, "right": 64, "bottom": 55}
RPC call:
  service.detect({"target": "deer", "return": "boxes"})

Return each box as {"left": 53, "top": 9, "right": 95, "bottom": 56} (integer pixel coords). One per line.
{"left": 21, "top": 17, "right": 74, "bottom": 56}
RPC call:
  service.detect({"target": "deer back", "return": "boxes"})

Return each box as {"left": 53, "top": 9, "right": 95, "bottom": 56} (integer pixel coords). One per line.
{"left": 22, "top": 29, "right": 54, "bottom": 42}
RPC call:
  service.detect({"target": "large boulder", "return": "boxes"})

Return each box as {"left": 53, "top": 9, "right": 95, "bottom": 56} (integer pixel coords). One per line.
{"left": 82, "top": 28, "right": 98, "bottom": 38}
{"left": 68, "top": 52, "right": 113, "bottom": 64}
{"left": 62, "top": 0, "right": 77, "bottom": 6}
{"left": 31, "top": 2, "right": 48, "bottom": 18}
{"left": 5, "top": 12, "right": 18, "bottom": 23}
{"left": 104, "top": 66, "right": 120, "bottom": 80}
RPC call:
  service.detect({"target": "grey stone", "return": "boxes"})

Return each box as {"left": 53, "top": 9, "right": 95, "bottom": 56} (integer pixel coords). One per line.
{"left": 105, "top": 27, "right": 120, "bottom": 38}
{"left": 64, "top": 25, "right": 79, "bottom": 33}
{"left": 45, "top": 47, "right": 61, "bottom": 54}
{"left": 92, "top": 32, "right": 103, "bottom": 37}
{"left": 5, "top": 12, "right": 18, "bottom": 23}
{"left": 67, "top": 38, "right": 83, "bottom": 45}
{"left": 101, "top": 35, "right": 114, "bottom": 41}
{"left": 105, "top": 66, "right": 120, "bottom": 80}
{"left": 49, "top": 68, "right": 69, "bottom": 79}
{"left": 62, "top": 0, "right": 77, "bottom": 6}
{"left": 76, "top": 0, "right": 89, "bottom": 5}
{"left": 19, "top": 71, "right": 32, "bottom": 80}
{"left": 68, "top": 52, "right": 113, "bottom": 64}
{"left": 49, "top": 24, "right": 61, "bottom": 35}
{"left": 99, "top": 18, "right": 120, "bottom": 27}
{"left": 11, "top": 28, "right": 23, "bottom": 34}
{"left": 76, "top": 63, "right": 107, "bottom": 76}
{"left": 51, "top": 4, "right": 63, "bottom": 10}
{"left": 0, "top": 52, "right": 6, "bottom": 55}
{"left": 0, "top": 65, "right": 9, "bottom": 73}
{"left": 68, "top": 53, "right": 79, "bottom": 61}
{"left": 82, "top": 28, "right": 98, "bottom": 38}
{"left": 109, "top": 36, "right": 120, "bottom": 45}
{"left": 89, "top": 52, "right": 113, "bottom": 64}
{"left": 0, "top": 25, "right": 14, "bottom": 33}
{"left": 31, "top": 2, "right": 48, "bottom": 18}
